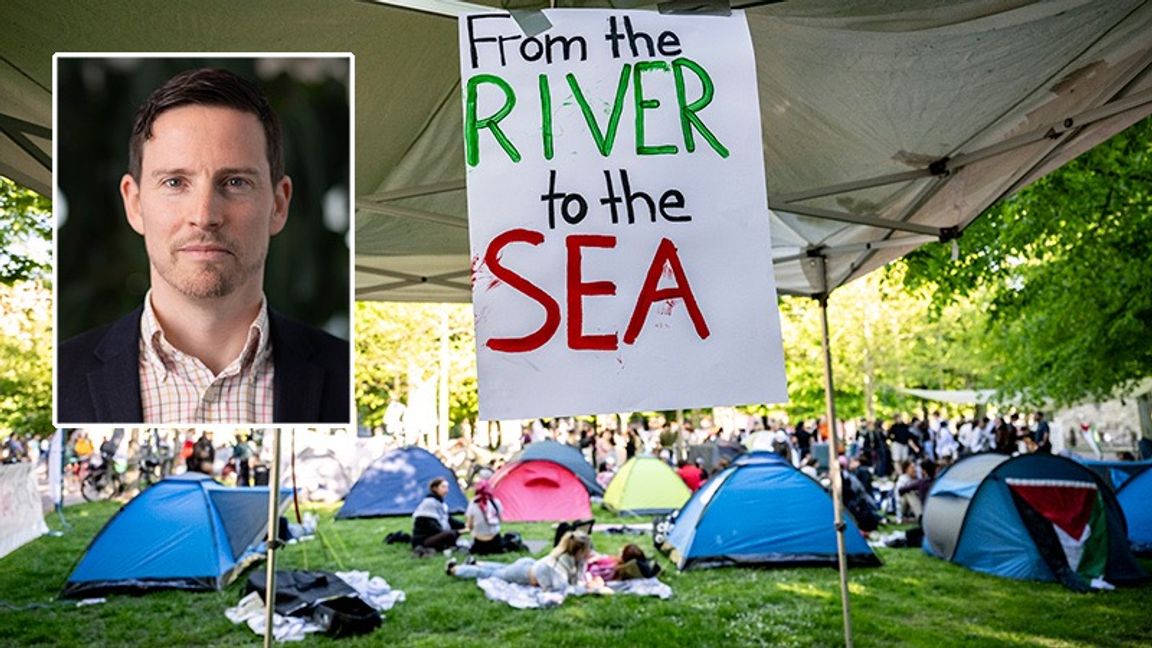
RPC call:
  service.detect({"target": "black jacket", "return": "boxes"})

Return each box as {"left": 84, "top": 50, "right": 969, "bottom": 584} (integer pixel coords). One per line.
{"left": 57, "top": 305, "right": 349, "bottom": 424}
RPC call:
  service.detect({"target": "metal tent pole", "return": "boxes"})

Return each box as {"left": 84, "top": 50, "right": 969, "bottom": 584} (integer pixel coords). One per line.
{"left": 809, "top": 253, "right": 854, "bottom": 648}
{"left": 262, "top": 427, "right": 283, "bottom": 648}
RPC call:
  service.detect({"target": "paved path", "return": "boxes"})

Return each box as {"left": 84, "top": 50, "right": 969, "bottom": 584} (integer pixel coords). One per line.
{"left": 33, "top": 462, "right": 83, "bottom": 514}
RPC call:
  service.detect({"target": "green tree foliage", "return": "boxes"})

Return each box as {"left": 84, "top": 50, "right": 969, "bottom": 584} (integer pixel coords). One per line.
{"left": 903, "top": 116, "right": 1152, "bottom": 406}
{"left": 0, "top": 283, "right": 52, "bottom": 436}
{"left": 355, "top": 302, "right": 476, "bottom": 431}
{"left": 0, "top": 177, "right": 52, "bottom": 436}
{"left": 778, "top": 267, "right": 989, "bottom": 422}
{"left": 354, "top": 268, "right": 992, "bottom": 430}
{"left": 0, "top": 177, "right": 51, "bottom": 284}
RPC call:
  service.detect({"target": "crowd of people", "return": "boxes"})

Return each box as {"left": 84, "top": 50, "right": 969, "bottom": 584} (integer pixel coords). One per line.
{"left": 493, "top": 407, "right": 1148, "bottom": 533}
{"left": 2, "top": 428, "right": 274, "bottom": 498}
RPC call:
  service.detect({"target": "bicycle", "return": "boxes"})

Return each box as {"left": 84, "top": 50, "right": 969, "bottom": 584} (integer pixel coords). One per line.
{"left": 81, "top": 457, "right": 125, "bottom": 502}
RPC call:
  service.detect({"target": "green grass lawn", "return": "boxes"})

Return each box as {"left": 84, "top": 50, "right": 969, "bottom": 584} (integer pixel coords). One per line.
{"left": 0, "top": 502, "right": 1147, "bottom": 647}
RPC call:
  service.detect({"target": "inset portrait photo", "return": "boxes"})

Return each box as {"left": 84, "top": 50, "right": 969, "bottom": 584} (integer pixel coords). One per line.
{"left": 54, "top": 55, "right": 352, "bottom": 425}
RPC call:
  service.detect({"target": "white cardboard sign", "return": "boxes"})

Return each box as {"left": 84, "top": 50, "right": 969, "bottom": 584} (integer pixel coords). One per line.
{"left": 460, "top": 9, "right": 787, "bottom": 419}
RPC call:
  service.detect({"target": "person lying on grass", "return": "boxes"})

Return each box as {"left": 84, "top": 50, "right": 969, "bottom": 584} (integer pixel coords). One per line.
{"left": 586, "top": 543, "right": 662, "bottom": 581}
{"left": 447, "top": 531, "right": 608, "bottom": 593}
{"left": 412, "top": 477, "right": 465, "bottom": 554}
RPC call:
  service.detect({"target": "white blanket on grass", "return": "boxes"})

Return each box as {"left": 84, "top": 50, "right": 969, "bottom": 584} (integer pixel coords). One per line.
{"left": 476, "top": 577, "right": 672, "bottom": 609}
{"left": 224, "top": 571, "right": 405, "bottom": 642}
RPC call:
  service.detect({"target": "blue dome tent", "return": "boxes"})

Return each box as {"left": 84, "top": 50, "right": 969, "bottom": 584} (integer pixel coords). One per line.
{"left": 337, "top": 446, "right": 466, "bottom": 519}
{"left": 923, "top": 453, "right": 1147, "bottom": 590}
{"left": 512, "top": 440, "right": 602, "bottom": 496}
{"left": 63, "top": 473, "right": 289, "bottom": 598}
{"left": 1077, "top": 458, "right": 1152, "bottom": 554}
{"left": 656, "top": 452, "right": 880, "bottom": 570}
{"left": 1113, "top": 462, "right": 1152, "bottom": 554}
{"left": 1077, "top": 457, "right": 1152, "bottom": 491}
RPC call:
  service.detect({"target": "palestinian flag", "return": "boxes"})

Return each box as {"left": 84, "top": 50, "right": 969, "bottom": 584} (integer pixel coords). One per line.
{"left": 1006, "top": 478, "right": 1108, "bottom": 579}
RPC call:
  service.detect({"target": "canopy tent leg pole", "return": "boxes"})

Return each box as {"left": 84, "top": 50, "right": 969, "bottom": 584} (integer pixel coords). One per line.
{"left": 812, "top": 252, "right": 854, "bottom": 647}
{"left": 51, "top": 429, "right": 70, "bottom": 532}
{"left": 262, "top": 427, "right": 283, "bottom": 648}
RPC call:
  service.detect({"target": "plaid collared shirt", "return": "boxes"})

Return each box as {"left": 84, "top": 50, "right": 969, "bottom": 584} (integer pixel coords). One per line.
{"left": 139, "top": 294, "right": 275, "bottom": 423}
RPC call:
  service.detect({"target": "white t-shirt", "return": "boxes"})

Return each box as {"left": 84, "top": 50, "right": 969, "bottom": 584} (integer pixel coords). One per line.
{"left": 466, "top": 499, "right": 503, "bottom": 538}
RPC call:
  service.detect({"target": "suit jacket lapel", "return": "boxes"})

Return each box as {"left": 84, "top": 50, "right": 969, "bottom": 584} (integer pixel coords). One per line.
{"left": 88, "top": 306, "right": 144, "bottom": 422}
{"left": 269, "top": 311, "right": 324, "bottom": 423}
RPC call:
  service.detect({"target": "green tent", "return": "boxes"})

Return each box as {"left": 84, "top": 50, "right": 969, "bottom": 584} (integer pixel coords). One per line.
{"left": 604, "top": 456, "right": 691, "bottom": 516}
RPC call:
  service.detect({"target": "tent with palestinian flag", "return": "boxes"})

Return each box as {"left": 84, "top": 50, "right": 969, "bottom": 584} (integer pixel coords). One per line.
{"left": 922, "top": 453, "right": 1147, "bottom": 591}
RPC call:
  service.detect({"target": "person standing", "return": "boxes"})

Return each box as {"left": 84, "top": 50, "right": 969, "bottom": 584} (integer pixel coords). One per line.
{"left": 180, "top": 430, "right": 197, "bottom": 472}
{"left": 231, "top": 434, "right": 253, "bottom": 486}
{"left": 1032, "top": 412, "right": 1052, "bottom": 453}
{"left": 887, "top": 415, "right": 913, "bottom": 474}
{"left": 192, "top": 431, "right": 215, "bottom": 475}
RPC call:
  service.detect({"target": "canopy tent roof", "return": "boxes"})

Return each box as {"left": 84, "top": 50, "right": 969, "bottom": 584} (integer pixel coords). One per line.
{"left": 2, "top": 2, "right": 1151, "bottom": 299}
{"left": 896, "top": 387, "right": 999, "bottom": 404}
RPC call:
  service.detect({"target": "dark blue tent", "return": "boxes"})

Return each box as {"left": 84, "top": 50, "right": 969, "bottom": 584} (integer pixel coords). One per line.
{"left": 686, "top": 440, "right": 747, "bottom": 474}
{"left": 337, "top": 446, "right": 466, "bottom": 519}
{"left": 63, "top": 473, "right": 289, "bottom": 598}
{"left": 512, "top": 440, "right": 603, "bottom": 496}
{"left": 656, "top": 452, "right": 880, "bottom": 570}
{"left": 923, "top": 453, "right": 1147, "bottom": 589}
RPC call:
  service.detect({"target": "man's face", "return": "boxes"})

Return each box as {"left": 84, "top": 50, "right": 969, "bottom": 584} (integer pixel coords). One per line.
{"left": 121, "top": 105, "right": 290, "bottom": 301}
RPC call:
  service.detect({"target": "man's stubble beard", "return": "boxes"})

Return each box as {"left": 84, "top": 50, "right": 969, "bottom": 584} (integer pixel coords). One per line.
{"left": 155, "top": 234, "right": 267, "bottom": 300}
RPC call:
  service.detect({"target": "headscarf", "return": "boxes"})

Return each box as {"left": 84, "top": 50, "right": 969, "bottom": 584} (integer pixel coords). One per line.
{"left": 473, "top": 480, "right": 500, "bottom": 526}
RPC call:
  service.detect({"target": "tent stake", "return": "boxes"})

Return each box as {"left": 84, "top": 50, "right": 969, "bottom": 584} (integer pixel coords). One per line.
{"left": 815, "top": 268, "right": 854, "bottom": 647}
{"left": 263, "top": 427, "right": 283, "bottom": 648}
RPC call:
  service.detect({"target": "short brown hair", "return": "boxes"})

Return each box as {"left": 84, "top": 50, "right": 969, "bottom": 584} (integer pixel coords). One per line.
{"left": 127, "top": 67, "right": 283, "bottom": 181}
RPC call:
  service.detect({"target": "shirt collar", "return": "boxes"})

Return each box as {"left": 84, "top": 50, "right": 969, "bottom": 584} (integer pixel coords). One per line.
{"left": 140, "top": 291, "right": 271, "bottom": 378}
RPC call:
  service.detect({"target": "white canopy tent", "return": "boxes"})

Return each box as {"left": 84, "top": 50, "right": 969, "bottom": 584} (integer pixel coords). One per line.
{"left": 2, "top": 1, "right": 1151, "bottom": 298}
{"left": 897, "top": 387, "right": 999, "bottom": 404}
{"left": 4, "top": 2, "right": 1152, "bottom": 646}
{"left": 353, "top": 0, "right": 1152, "bottom": 300}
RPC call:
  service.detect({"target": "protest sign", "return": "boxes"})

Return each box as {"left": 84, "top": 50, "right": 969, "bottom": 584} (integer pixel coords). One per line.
{"left": 460, "top": 9, "right": 787, "bottom": 419}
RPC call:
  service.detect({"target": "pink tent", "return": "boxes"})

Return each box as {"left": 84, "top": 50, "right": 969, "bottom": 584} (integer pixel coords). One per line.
{"left": 490, "top": 461, "right": 592, "bottom": 522}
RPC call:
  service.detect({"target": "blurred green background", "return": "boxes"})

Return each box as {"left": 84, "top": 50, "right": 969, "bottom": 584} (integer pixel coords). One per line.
{"left": 55, "top": 56, "right": 350, "bottom": 341}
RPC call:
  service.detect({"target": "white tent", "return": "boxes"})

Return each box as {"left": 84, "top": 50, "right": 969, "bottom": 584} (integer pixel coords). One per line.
{"left": 2, "top": 1, "right": 1151, "bottom": 298}
{"left": 896, "top": 387, "right": 999, "bottom": 404}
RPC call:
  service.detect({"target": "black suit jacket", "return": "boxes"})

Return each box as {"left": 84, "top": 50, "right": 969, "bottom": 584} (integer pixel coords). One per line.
{"left": 57, "top": 305, "right": 350, "bottom": 424}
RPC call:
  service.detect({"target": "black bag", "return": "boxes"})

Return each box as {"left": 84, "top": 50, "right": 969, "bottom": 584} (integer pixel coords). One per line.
{"left": 245, "top": 570, "right": 381, "bottom": 637}
{"left": 501, "top": 532, "right": 527, "bottom": 552}
{"left": 553, "top": 518, "right": 595, "bottom": 547}
{"left": 384, "top": 531, "right": 412, "bottom": 545}
{"left": 311, "top": 596, "right": 382, "bottom": 638}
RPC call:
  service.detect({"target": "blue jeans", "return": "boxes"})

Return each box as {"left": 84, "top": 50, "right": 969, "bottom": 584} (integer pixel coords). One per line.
{"left": 453, "top": 557, "right": 535, "bottom": 584}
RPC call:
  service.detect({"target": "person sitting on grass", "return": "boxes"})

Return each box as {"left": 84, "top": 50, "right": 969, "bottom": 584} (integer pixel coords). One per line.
{"left": 586, "top": 543, "right": 662, "bottom": 581}
{"left": 466, "top": 480, "right": 506, "bottom": 555}
{"left": 412, "top": 477, "right": 465, "bottom": 555}
{"left": 446, "top": 531, "right": 595, "bottom": 593}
